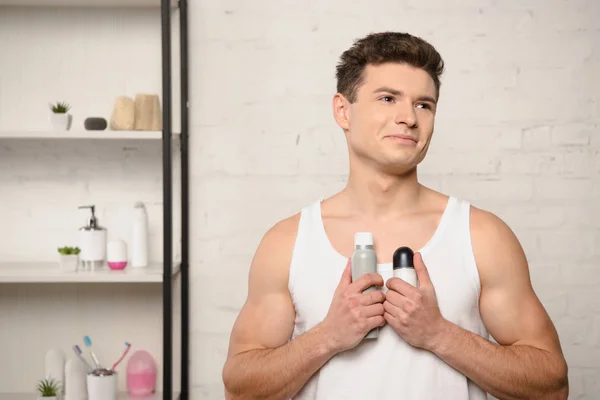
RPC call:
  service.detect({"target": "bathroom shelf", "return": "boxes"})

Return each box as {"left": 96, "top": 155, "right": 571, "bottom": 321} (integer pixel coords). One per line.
{"left": 0, "top": 0, "right": 189, "bottom": 398}
{"left": 0, "top": 0, "right": 178, "bottom": 7}
{"left": 0, "top": 262, "right": 181, "bottom": 283}
{"left": 0, "top": 392, "right": 180, "bottom": 400}
{"left": 0, "top": 130, "right": 180, "bottom": 140}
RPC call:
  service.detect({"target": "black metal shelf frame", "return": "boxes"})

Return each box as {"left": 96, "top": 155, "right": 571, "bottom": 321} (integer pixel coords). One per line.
{"left": 161, "top": 0, "right": 189, "bottom": 399}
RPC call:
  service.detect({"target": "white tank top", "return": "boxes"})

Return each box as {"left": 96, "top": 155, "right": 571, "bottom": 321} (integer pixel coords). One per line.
{"left": 288, "top": 196, "right": 490, "bottom": 400}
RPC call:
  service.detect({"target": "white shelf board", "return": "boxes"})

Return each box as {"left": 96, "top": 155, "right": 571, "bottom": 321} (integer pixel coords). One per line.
{"left": 0, "top": 130, "right": 180, "bottom": 140}
{"left": 0, "top": 393, "right": 178, "bottom": 400}
{"left": 0, "top": 0, "right": 178, "bottom": 7}
{"left": 0, "top": 262, "right": 180, "bottom": 283}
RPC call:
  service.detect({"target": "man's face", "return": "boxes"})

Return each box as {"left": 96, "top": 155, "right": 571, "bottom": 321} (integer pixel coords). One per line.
{"left": 335, "top": 62, "right": 438, "bottom": 175}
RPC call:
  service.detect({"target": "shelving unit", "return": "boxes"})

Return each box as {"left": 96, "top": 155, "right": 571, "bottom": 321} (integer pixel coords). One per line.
{"left": 0, "top": 393, "right": 179, "bottom": 400}
{"left": 0, "top": 262, "right": 181, "bottom": 283}
{"left": 0, "top": 130, "right": 181, "bottom": 140}
{"left": 0, "top": 0, "right": 189, "bottom": 399}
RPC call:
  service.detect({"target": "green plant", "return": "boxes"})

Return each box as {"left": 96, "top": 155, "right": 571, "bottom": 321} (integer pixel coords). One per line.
{"left": 49, "top": 101, "right": 71, "bottom": 114}
{"left": 57, "top": 246, "right": 80, "bottom": 255}
{"left": 36, "top": 378, "right": 60, "bottom": 397}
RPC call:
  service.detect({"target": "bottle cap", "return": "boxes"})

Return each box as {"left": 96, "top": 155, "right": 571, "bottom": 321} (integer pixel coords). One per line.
{"left": 354, "top": 232, "right": 374, "bottom": 247}
{"left": 393, "top": 246, "right": 414, "bottom": 269}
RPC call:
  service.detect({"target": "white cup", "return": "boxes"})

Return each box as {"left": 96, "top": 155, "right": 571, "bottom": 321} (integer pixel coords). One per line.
{"left": 87, "top": 370, "right": 117, "bottom": 400}
{"left": 107, "top": 239, "right": 128, "bottom": 270}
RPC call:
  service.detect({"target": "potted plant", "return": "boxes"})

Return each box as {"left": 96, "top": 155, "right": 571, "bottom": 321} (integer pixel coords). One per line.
{"left": 58, "top": 246, "right": 80, "bottom": 272}
{"left": 49, "top": 101, "right": 72, "bottom": 131}
{"left": 36, "top": 378, "right": 61, "bottom": 400}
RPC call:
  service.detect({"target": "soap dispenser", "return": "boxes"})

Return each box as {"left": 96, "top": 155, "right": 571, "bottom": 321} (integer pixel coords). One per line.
{"left": 78, "top": 205, "right": 107, "bottom": 269}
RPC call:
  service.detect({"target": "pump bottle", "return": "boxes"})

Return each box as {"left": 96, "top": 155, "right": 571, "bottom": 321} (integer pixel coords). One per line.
{"left": 351, "top": 232, "right": 379, "bottom": 339}
{"left": 78, "top": 205, "right": 107, "bottom": 269}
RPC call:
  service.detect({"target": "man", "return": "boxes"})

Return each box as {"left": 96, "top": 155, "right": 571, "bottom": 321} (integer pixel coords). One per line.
{"left": 222, "top": 32, "right": 569, "bottom": 399}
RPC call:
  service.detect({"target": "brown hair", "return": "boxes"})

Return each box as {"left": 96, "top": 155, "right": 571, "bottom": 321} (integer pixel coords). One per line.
{"left": 335, "top": 32, "right": 445, "bottom": 103}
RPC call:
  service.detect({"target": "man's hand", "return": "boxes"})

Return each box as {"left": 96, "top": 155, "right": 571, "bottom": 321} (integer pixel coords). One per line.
{"left": 319, "top": 259, "right": 386, "bottom": 354}
{"left": 383, "top": 252, "right": 447, "bottom": 350}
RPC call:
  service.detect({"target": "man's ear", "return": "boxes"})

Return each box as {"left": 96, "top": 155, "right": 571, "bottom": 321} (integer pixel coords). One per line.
{"left": 332, "top": 93, "right": 350, "bottom": 131}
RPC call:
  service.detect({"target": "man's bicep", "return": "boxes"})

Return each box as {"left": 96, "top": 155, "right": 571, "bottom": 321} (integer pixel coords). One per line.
{"left": 226, "top": 216, "right": 299, "bottom": 359}
{"left": 228, "top": 290, "right": 296, "bottom": 356}
{"left": 472, "top": 208, "right": 563, "bottom": 354}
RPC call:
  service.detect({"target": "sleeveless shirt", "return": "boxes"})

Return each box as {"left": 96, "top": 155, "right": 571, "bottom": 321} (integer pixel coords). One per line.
{"left": 287, "top": 196, "right": 490, "bottom": 400}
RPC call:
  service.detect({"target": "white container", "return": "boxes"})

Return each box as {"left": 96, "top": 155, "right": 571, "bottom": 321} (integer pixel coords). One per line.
{"left": 59, "top": 254, "right": 79, "bottom": 272}
{"left": 87, "top": 370, "right": 117, "bottom": 400}
{"left": 51, "top": 113, "right": 72, "bottom": 131}
{"left": 107, "top": 239, "right": 128, "bottom": 270}
{"left": 392, "top": 246, "right": 418, "bottom": 287}
{"left": 131, "top": 202, "right": 148, "bottom": 268}
{"left": 65, "top": 358, "right": 88, "bottom": 400}
{"left": 45, "top": 348, "right": 65, "bottom": 394}
{"left": 79, "top": 229, "right": 107, "bottom": 269}
{"left": 78, "top": 205, "right": 107, "bottom": 270}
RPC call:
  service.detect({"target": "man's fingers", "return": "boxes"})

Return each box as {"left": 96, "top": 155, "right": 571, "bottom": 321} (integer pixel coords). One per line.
{"left": 358, "top": 289, "right": 386, "bottom": 306}
{"left": 367, "top": 315, "right": 386, "bottom": 328}
{"left": 386, "top": 277, "right": 417, "bottom": 297}
{"left": 351, "top": 272, "right": 384, "bottom": 293}
{"left": 362, "top": 303, "right": 385, "bottom": 318}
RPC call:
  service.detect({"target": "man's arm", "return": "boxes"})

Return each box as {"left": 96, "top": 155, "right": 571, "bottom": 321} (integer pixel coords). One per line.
{"left": 429, "top": 207, "right": 568, "bottom": 400}
{"left": 222, "top": 215, "right": 336, "bottom": 400}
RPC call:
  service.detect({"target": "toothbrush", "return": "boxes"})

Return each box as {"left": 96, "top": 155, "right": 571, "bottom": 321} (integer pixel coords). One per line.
{"left": 83, "top": 335, "right": 101, "bottom": 368}
{"left": 72, "top": 345, "right": 94, "bottom": 372}
{"left": 111, "top": 342, "right": 131, "bottom": 371}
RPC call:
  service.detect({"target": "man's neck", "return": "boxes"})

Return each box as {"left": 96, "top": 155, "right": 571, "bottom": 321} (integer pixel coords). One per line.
{"left": 340, "top": 163, "right": 423, "bottom": 220}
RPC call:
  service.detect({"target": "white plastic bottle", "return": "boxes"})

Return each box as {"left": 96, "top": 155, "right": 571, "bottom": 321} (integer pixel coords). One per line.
{"left": 131, "top": 201, "right": 149, "bottom": 267}
{"left": 64, "top": 357, "right": 88, "bottom": 400}
{"left": 351, "top": 232, "right": 379, "bottom": 339}
{"left": 392, "top": 246, "right": 418, "bottom": 287}
{"left": 45, "top": 348, "right": 66, "bottom": 394}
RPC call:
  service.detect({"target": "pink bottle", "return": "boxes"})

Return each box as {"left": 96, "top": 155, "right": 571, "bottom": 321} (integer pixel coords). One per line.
{"left": 126, "top": 350, "right": 157, "bottom": 396}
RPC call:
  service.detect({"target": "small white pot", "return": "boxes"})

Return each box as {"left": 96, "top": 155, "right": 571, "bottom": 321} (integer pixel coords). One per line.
{"left": 51, "top": 113, "right": 72, "bottom": 131}
{"left": 59, "top": 254, "right": 79, "bottom": 272}
{"left": 37, "top": 397, "right": 57, "bottom": 400}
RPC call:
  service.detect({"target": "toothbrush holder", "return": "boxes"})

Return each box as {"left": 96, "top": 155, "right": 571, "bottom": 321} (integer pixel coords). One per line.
{"left": 87, "top": 368, "right": 117, "bottom": 400}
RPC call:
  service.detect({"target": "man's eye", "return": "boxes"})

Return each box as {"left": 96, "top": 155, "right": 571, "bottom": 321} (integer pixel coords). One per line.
{"left": 381, "top": 96, "right": 394, "bottom": 102}
{"left": 416, "top": 103, "right": 430, "bottom": 109}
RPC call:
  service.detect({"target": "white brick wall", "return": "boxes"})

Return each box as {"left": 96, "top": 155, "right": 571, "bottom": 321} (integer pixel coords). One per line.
{"left": 188, "top": 0, "right": 599, "bottom": 399}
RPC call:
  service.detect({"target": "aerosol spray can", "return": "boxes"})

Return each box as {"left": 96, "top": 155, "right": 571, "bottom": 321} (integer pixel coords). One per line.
{"left": 392, "top": 246, "right": 418, "bottom": 287}
{"left": 351, "top": 232, "right": 379, "bottom": 339}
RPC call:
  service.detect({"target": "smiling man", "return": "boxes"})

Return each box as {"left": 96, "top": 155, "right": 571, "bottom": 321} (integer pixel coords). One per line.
{"left": 222, "top": 32, "right": 569, "bottom": 400}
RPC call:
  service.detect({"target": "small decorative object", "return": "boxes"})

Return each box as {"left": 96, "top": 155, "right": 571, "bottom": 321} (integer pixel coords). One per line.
{"left": 107, "top": 239, "right": 128, "bottom": 270}
{"left": 58, "top": 246, "right": 80, "bottom": 272}
{"left": 36, "top": 377, "right": 61, "bottom": 400}
{"left": 126, "top": 350, "right": 157, "bottom": 396}
{"left": 49, "top": 101, "right": 72, "bottom": 131}
{"left": 84, "top": 117, "right": 107, "bottom": 131}
{"left": 134, "top": 94, "right": 162, "bottom": 131}
{"left": 110, "top": 96, "right": 135, "bottom": 130}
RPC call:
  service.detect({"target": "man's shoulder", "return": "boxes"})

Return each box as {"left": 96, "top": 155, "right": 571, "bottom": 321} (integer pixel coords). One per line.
{"left": 467, "top": 203, "right": 528, "bottom": 286}
{"left": 263, "top": 212, "right": 302, "bottom": 245}
{"left": 467, "top": 204, "right": 515, "bottom": 243}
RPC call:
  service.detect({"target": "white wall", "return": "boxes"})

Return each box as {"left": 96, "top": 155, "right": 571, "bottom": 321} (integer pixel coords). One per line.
{"left": 1, "top": 0, "right": 598, "bottom": 398}
{"left": 187, "top": 0, "right": 600, "bottom": 399}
